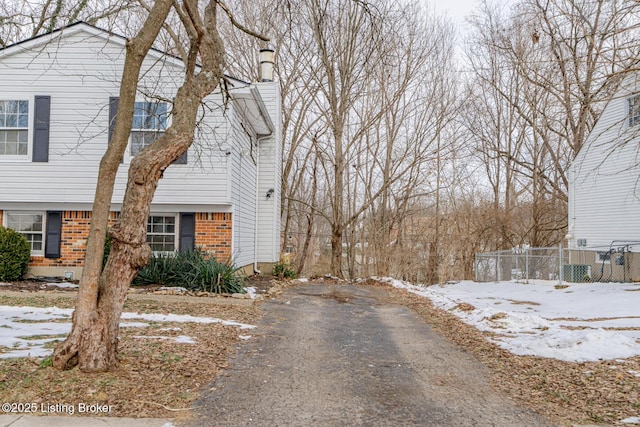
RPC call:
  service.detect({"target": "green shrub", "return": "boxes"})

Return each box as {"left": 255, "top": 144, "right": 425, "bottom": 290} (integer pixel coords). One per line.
{"left": 273, "top": 261, "right": 297, "bottom": 279}
{"left": 133, "top": 252, "right": 182, "bottom": 286}
{"left": 133, "top": 248, "right": 244, "bottom": 293}
{"left": 181, "top": 252, "right": 244, "bottom": 294}
{"left": 0, "top": 226, "right": 31, "bottom": 281}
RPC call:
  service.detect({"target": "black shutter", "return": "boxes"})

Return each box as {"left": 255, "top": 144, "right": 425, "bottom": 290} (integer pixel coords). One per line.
{"left": 108, "top": 96, "right": 118, "bottom": 143}
{"left": 108, "top": 97, "right": 124, "bottom": 163}
{"left": 44, "top": 211, "right": 62, "bottom": 259}
{"left": 173, "top": 150, "right": 188, "bottom": 164}
{"left": 179, "top": 213, "right": 195, "bottom": 252}
{"left": 32, "top": 96, "right": 51, "bottom": 162}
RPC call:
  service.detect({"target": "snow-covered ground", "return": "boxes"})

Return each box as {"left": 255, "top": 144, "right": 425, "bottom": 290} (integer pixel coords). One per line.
{"left": 377, "top": 277, "right": 640, "bottom": 362}
{"left": 0, "top": 305, "right": 255, "bottom": 359}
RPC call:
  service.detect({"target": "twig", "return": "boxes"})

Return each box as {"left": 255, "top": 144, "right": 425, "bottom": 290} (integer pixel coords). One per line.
{"left": 132, "top": 400, "right": 195, "bottom": 412}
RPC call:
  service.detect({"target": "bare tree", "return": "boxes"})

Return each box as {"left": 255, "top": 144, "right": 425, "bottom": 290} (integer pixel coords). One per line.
{"left": 458, "top": 0, "right": 640, "bottom": 259}
{"left": 52, "top": 0, "right": 266, "bottom": 372}
{"left": 0, "top": 0, "right": 137, "bottom": 47}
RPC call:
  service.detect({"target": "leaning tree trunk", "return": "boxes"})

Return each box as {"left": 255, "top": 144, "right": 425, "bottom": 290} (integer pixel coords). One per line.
{"left": 50, "top": 0, "right": 174, "bottom": 372}
{"left": 52, "top": 0, "right": 226, "bottom": 372}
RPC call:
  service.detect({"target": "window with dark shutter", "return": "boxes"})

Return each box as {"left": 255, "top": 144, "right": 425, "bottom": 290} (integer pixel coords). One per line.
{"left": 44, "top": 211, "right": 62, "bottom": 258}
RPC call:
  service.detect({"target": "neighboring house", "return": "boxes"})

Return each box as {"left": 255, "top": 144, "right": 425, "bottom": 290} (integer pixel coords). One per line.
{"left": 567, "top": 73, "right": 640, "bottom": 282}
{"left": 0, "top": 22, "right": 281, "bottom": 278}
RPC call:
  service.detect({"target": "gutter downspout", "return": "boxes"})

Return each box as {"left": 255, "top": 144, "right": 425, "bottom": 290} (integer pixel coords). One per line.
{"left": 254, "top": 139, "right": 261, "bottom": 275}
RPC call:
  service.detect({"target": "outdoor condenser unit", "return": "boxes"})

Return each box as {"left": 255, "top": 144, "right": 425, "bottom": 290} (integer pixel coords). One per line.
{"left": 563, "top": 264, "right": 590, "bottom": 282}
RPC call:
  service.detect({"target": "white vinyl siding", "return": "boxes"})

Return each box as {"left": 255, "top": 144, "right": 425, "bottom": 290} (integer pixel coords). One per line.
{"left": 4, "top": 211, "right": 44, "bottom": 254}
{"left": 0, "top": 26, "right": 230, "bottom": 206}
{"left": 229, "top": 105, "right": 257, "bottom": 267}
{"left": 254, "top": 83, "right": 282, "bottom": 263}
{"left": 568, "top": 73, "right": 640, "bottom": 249}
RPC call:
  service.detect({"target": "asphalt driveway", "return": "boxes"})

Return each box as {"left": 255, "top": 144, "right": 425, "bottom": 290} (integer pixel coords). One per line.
{"left": 183, "top": 283, "right": 557, "bottom": 426}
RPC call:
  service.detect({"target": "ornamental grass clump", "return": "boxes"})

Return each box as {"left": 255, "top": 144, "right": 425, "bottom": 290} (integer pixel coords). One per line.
{"left": 133, "top": 248, "right": 244, "bottom": 293}
{"left": 0, "top": 226, "right": 31, "bottom": 281}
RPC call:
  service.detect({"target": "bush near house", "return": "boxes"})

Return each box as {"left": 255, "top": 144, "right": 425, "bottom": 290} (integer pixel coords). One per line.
{"left": 133, "top": 248, "right": 244, "bottom": 294}
{"left": 0, "top": 226, "right": 31, "bottom": 281}
{"left": 273, "top": 261, "right": 297, "bottom": 279}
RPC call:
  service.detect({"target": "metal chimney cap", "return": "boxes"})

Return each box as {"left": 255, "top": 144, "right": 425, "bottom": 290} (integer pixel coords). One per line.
{"left": 259, "top": 49, "right": 275, "bottom": 82}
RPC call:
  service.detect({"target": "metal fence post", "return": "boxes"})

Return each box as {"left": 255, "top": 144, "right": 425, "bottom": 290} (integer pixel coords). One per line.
{"left": 474, "top": 256, "right": 478, "bottom": 282}
{"left": 558, "top": 245, "right": 564, "bottom": 286}
{"left": 497, "top": 252, "right": 501, "bottom": 282}
{"left": 525, "top": 248, "right": 529, "bottom": 284}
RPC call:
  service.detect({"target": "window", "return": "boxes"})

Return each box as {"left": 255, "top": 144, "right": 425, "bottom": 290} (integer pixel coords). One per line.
{"left": 147, "top": 215, "right": 176, "bottom": 252}
{"left": 5, "top": 211, "right": 43, "bottom": 254}
{"left": 629, "top": 95, "right": 640, "bottom": 127}
{"left": 131, "top": 102, "right": 167, "bottom": 156}
{"left": 0, "top": 100, "right": 29, "bottom": 156}
{"left": 597, "top": 251, "right": 611, "bottom": 264}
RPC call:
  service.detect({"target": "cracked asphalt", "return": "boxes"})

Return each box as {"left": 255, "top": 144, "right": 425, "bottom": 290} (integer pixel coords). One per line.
{"left": 183, "top": 283, "right": 557, "bottom": 427}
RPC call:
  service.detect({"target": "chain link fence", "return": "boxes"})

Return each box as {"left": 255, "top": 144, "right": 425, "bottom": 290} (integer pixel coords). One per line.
{"left": 475, "top": 247, "right": 566, "bottom": 283}
{"left": 475, "top": 245, "right": 640, "bottom": 283}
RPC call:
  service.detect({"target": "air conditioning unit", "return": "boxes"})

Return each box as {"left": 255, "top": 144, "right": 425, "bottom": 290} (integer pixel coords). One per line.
{"left": 563, "top": 264, "right": 590, "bottom": 282}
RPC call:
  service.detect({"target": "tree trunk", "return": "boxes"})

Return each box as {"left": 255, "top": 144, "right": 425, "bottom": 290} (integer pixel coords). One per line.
{"left": 51, "top": 0, "right": 174, "bottom": 372}
{"left": 330, "top": 226, "right": 343, "bottom": 278}
{"left": 53, "top": 0, "right": 227, "bottom": 372}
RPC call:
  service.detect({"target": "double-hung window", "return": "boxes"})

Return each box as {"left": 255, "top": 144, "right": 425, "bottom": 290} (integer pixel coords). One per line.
{"left": 5, "top": 211, "right": 43, "bottom": 254}
{"left": 131, "top": 101, "right": 167, "bottom": 156}
{"left": 147, "top": 215, "right": 176, "bottom": 253}
{"left": 628, "top": 95, "right": 640, "bottom": 128}
{"left": 0, "top": 100, "right": 29, "bottom": 156}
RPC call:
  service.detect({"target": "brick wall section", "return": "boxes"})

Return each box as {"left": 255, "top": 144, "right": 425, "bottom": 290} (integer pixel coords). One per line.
{"left": 29, "top": 211, "right": 119, "bottom": 267}
{"left": 1, "top": 210, "right": 232, "bottom": 267}
{"left": 194, "top": 212, "right": 232, "bottom": 261}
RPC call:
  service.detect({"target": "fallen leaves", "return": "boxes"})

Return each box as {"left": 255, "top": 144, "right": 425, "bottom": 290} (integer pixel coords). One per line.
{"left": 382, "top": 284, "right": 640, "bottom": 426}
{"left": 0, "top": 289, "right": 264, "bottom": 421}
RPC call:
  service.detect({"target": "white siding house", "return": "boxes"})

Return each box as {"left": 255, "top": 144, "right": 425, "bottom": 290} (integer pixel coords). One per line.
{"left": 567, "top": 73, "right": 640, "bottom": 281}
{"left": 0, "top": 22, "right": 281, "bottom": 277}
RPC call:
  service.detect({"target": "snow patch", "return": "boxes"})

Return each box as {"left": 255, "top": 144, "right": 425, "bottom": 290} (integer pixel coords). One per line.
{"left": 373, "top": 277, "right": 640, "bottom": 362}
{"left": 0, "top": 305, "right": 255, "bottom": 359}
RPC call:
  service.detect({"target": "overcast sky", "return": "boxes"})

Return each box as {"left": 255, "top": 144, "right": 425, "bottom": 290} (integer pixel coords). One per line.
{"left": 428, "top": 0, "right": 478, "bottom": 25}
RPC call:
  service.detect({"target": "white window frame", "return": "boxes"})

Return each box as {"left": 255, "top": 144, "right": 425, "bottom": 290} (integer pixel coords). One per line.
{"left": 597, "top": 251, "right": 611, "bottom": 264}
{"left": 147, "top": 214, "right": 178, "bottom": 254}
{"left": 628, "top": 94, "right": 640, "bottom": 128}
{"left": 3, "top": 211, "right": 44, "bottom": 256}
{"left": 129, "top": 101, "right": 168, "bottom": 160}
{"left": 0, "top": 99, "right": 31, "bottom": 161}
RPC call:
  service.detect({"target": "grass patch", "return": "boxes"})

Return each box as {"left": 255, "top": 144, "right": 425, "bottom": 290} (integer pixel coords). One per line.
{"left": 16, "top": 334, "right": 67, "bottom": 341}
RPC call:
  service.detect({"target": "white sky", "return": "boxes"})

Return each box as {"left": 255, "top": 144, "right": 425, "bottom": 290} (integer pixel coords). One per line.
{"left": 426, "top": 0, "right": 479, "bottom": 26}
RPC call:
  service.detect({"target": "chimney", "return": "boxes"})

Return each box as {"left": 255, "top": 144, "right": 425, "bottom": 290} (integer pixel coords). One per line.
{"left": 259, "top": 48, "right": 275, "bottom": 82}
